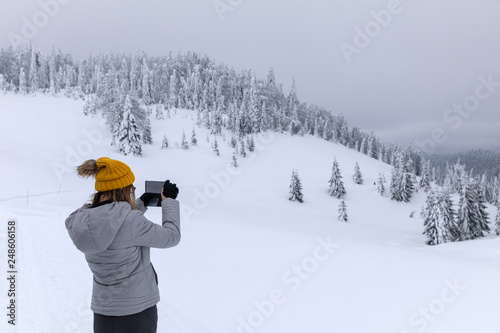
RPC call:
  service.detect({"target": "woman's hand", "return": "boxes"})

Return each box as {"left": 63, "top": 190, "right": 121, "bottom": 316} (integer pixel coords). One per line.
{"left": 162, "top": 180, "right": 179, "bottom": 199}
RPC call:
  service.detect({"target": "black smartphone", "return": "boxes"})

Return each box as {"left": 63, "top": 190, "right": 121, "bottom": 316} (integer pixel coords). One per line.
{"left": 144, "top": 181, "right": 164, "bottom": 206}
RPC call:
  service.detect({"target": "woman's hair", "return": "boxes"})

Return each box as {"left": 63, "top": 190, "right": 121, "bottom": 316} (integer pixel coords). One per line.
{"left": 92, "top": 185, "right": 136, "bottom": 210}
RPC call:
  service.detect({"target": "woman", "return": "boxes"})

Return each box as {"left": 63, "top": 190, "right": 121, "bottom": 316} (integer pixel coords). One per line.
{"left": 65, "top": 157, "right": 181, "bottom": 333}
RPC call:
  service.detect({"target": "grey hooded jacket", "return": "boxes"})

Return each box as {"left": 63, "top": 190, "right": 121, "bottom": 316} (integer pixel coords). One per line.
{"left": 65, "top": 197, "right": 180, "bottom": 316}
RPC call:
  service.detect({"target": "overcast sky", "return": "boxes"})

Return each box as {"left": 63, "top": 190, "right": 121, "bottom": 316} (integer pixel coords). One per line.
{"left": 1, "top": 0, "right": 500, "bottom": 153}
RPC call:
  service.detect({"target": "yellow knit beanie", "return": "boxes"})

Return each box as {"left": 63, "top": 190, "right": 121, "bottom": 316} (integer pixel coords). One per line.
{"left": 77, "top": 157, "right": 135, "bottom": 192}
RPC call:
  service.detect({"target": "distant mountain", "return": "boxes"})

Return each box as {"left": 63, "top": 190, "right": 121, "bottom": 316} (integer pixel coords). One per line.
{"left": 428, "top": 149, "right": 500, "bottom": 180}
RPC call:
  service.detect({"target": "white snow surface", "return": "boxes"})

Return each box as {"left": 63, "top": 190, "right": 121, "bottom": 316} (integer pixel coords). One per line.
{"left": 1, "top": 93, "right": 499, "bottom": 333}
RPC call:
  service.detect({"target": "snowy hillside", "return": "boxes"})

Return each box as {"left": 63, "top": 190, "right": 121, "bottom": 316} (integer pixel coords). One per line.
{"left": 1, "top": 93, "right": 500, "bottom": 333}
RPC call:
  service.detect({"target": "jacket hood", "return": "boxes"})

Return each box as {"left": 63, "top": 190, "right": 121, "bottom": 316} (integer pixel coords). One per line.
{"left": 65, "top": 202, "right": 131, "bottom": 254}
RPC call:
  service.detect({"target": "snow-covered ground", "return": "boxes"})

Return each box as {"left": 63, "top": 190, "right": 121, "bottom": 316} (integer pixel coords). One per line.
{"left": 1, "top": 93, "right": 500, "bottom": 333}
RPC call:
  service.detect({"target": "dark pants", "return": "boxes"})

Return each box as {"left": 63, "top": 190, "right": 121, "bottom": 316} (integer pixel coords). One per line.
{"left": 93, "top": 305, "right": 158, "bottom": 333}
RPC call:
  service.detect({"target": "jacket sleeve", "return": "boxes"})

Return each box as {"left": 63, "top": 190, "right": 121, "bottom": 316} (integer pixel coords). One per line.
{"left": 131, "top": 198, "right": 181, "bottom": 248}
{"left": 135, "top": 198, "right": 148, "bottom": 214}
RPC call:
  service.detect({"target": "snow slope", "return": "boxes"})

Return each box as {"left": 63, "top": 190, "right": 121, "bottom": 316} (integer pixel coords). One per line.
{"left": 1, "top": 93, "right": 500, "bottom": 333}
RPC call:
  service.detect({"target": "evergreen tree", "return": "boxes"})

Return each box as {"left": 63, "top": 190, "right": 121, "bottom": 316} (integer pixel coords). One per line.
{"left": 155, "top": 105, "right": 164, "bottom": 120}
{"left": 289, "top": 170, "right": 304, "bottom": 203}
{"left": 28, "top": 46, "right": 39, "bottom": 93}
{"left": 401, "top": 158, "right": 414, "bottom": 202}
{"left": 390, "top": 156, "right": 403, "bottom": 201}
{"left": 423, "top": 191, "right": 457, "bottom": 245}
{"left": 377, "top": 172, "right": 385, "bottom": 196}
{"left": 19, "top": 67, "right": 27, "bottom": 94}
{"left": 457, "top": 182, "right": 490, "bottom": 240}
{"left": 129, "top": 53, "right": 140, "bottom": 96}
{"left": 360, "top": 138, "right": 367, "bottom": 155}
{"left": 495, "top": 203, "right": 500, "bottom": 236}
{"left": 231, "top": 152, "right": 238, "bottom": 168}
{"left": 240, "top": 139, "right": 247, "bottom": 157}
{"left": 353, "top": 162, "right": 363, "bottom": 184}
{"left": 83, "top": 94, "right": 97, "bottom": 116}
{"left": 328, "top": 158, "right": 346, "bottom": 199}
{"left": 247, "top": 136, "right": 255, "bottom": 152}
{"left": 142, "top": 118, "right": 153, "bottom": 144}
{"left": 141, "top": 58, "right": 153, "bottom": 104}
{"left": 191, "top": 128, "right": 198, "bottom": 146}
{"left": 117, "top": 95, "right": 142, "bottom": 156}
{"left": 161, "top": 135, "right": 169, "bottom": 149}
{"left": 181, "top": 131, "right": 189, "bottom": 150}
{"left": 438, "top": 190, "right": 462, "bottom": 242}
{"left": 213, "top": 137, "right": 220, "bottom": 156}
{"left": 211, "top": 102, "right": 223, "bottom": 135}
{"left": 473, "top": 181, "right": 491, "bottom": 237}
{"left": 168, "top": 69, "right": 177, "bottom": 109}
{"left": 48, "top": 50, "right": 57, "bottom": 94}
{"left": 390, "top": 153, "right": 413, "bottom": 202}
{"left": 77, "top": 59, "right": 87, "bottom": 96}
{"left": 338, "top": 200, "right": 348, "bottom": 222}
{"left": 230, "top": 135, "right": 237, "bottom": 149}
{"left": 419, "top": 160, "right": 432, "bottom": 192}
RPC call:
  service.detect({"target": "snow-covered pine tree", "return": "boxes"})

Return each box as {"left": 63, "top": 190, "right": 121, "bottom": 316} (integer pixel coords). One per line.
{"left": 390, "top": 156, "right": 402, "bottom": 201}
{"left": 211, "top": 102, "right": 223, "bottom": 135}
{"left": 161, "top": 135, "right": 169, "bottom": 149}
{"left": 28, "top": 46, "right": 39, "bottom": 93}
{"left": 181, "top": 131, "right": 189, "bottom": 150}
{"left": 155, "top": 105, "right": 164, "bottom": 120}
{"left": 328, "top": 158, "right": 346, "bottom": 199}
{"left": 360, "top": 138, "right": 367, "bottom": 155}
{"left": 231, "top": 152, "right": 238, "bottom": 168}
{"left": 230, "top": 135, "right": 237, "bottom": 149}
{"left": 247, "top": 136, "right": 255, "bottom": 152}
{"left": 142, "top": 118, "right": 153, "bottom": 144}
{"left": 377, "top": 172, "right": 385, "bottom": 195}
{"left": 423, "top": 191, "right": 446, "bottom": 245}
{"left": 412, "top": 174, "right": 418, "bottom": 193}
{"left": 401, "top": 158, "right": 414, "bottom": 202}
{"left": 472, "top": 181, "right": 491, "bottom": 237}
{"left": 141, "top": 58, "right": 153, "bottom": 105}
{"left": 419, "top": 160, "right": 432, "bottom": 192}
{"left": 423, "top": 190, "right": 460, "bottom": 245}
{"left": 289, "top": 170, "right": 304, "bottom": 203}
{"left": 240, "top": 139, "right": 247, "bottom": 157}
{"left": 457, "top": 183, "right": 478, "bottom": 240}
{"left": 117, "top": 95, "right": 142, "bottom": 156}
{"left": 213, "top": 137, "right": 220, "bottom": 156}
{"left": 457, "top": 182, "right": 490, "bottom": 240}
{"left": 19, "top": 67, "right": 28, "bottom": 95}
{"left": 83, "top": 94, "right": 97, "bottom": 116}
{"left": 495, "top": 203, "right": 500, "bottom": 236}
{"left": 168, "top": 69, "right": 177, "bottom": 110}
{"left": 191, "top": 128, "right": 198, "bottom": 146}
{"left": 353, "top": 162, "right": 363, "bottom": 184}
{"left": 438, "top": 190, "right": 462, "bottom": 242}
{"left": 390, "top": 153, "right": 413, "bottom": 202}
{"left": 338, "top": 200, "right": 348, "bottom": 222}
